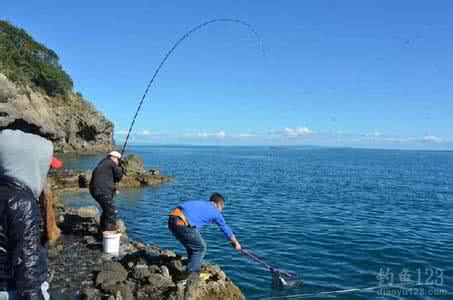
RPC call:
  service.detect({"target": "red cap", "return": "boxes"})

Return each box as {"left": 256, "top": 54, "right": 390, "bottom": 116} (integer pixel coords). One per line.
{"left": 50, "top": 156, "right": 63, "bottom": 169}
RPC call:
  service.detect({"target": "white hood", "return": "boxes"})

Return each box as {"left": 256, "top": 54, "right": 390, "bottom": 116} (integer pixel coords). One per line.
{"left": 0, "top": 129, "right": 53, "bottom": 198}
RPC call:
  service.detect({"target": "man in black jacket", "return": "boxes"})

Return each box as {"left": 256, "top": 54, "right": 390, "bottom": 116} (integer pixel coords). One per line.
{"left": 0, "top": 129, "right": 58, "bottom": 299}
{"left": 89, "top": 151, "right": 124, "bottom": 232}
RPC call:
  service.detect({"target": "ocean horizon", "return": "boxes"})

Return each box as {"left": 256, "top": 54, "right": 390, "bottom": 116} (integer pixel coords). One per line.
{"left": 112, "top": 143, "right": 453, "bottom": 152}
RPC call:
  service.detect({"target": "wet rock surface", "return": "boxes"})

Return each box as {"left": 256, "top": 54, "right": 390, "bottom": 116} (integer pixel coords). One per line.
{"left": 49, "top": 207, "right": 244, "bottom": 300}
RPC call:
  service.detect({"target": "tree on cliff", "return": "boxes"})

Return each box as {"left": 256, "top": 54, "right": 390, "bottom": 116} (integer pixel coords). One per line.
{"left": 0, "top": 20, "right": 73, "bottom": 96}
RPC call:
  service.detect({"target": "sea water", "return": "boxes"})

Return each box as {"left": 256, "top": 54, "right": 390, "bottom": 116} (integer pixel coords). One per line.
{"left": 61, "top": 146, "right": 453, "bottom": 299}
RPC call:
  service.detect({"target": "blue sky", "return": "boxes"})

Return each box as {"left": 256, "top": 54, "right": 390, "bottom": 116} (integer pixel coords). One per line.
{"left": 2, "top": 1, "right": 453, "bottom": 149}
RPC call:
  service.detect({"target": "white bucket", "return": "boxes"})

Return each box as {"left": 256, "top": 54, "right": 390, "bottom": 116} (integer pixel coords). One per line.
{"left": 102, "top": 231, "right": 121, "bottom": 254}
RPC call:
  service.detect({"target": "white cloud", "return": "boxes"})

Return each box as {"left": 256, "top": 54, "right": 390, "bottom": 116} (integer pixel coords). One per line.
{"left": 114, "top": 126, "right": 450, "bottom": 148}
{"left": 115, "top": 129, "right": 153, "bottom": 136}
{"left": 331, "top": 131, "right": 448, "bottom": 146}
{"left": 194, "top": 131, "right": 226, "bottom": 138}
{"left": 370, "top": 135, "right": 446, "bottom": 144}
{"left": 420, "top": 135, "right": 443, "bottom": 143}
{"left": 283, "top": 127, "right": 313, "bottom": 137}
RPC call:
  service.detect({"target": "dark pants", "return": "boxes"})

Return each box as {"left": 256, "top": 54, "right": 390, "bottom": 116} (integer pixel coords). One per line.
{"left": 92, "top": 194, "right": 117, "bottom": 231}
{"left": 168, "top": 216, "right": 207, "bottom": 273}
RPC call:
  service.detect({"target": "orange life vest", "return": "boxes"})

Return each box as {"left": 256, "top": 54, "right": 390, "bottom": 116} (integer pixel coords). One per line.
{"left": 170, "top": 208, "right": 189, "bottom": 226}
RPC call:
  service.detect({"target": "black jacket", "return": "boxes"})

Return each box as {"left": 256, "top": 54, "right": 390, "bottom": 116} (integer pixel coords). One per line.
{"left": 0, "top": 175, "right": 47, "bottom": 299}
{"left": 89, "top": 158, "right": 123, "bottom": 197}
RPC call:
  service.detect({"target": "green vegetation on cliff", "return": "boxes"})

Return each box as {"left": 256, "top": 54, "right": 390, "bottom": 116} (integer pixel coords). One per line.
{"left": 0, "top": 20, "right": 73, "bottom": 96}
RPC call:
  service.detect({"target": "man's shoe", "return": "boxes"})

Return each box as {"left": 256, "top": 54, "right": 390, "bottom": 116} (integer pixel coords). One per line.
{"left": 199, "top": 272, "right": 210, "bottom": 281}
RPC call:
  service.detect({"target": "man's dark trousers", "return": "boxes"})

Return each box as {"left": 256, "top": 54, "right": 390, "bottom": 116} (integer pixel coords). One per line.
{"left": 93, "top": 194, "right": 117, "bottom": 231}
{"left": 168, "top": 215, "right": 207, "bottom": 273}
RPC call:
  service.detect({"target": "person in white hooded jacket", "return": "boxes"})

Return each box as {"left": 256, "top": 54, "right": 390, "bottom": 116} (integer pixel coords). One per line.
{"left": 0, "top": 129, "right": 55, "bottom": 300}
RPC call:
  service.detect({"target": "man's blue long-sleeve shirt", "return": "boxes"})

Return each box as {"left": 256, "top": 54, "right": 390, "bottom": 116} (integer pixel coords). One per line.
{"left": 178, "top": 200, "right": 234, "bottom": 239}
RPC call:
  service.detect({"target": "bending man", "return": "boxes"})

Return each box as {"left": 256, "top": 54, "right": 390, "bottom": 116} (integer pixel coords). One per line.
{"left": 168, "top": 193, "right": 241, "bottom": 280}
{"left": 89, "top": 151, "right": 124, "bottom": 232}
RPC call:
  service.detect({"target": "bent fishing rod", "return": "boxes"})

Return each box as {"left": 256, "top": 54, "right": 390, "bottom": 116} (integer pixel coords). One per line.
{"left": 120, "top": 18, "right": 264, "bottom": 156}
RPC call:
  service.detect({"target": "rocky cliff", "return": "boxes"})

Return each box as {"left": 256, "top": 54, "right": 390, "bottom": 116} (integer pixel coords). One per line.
{"left": 0, "top": 20, "right": 115, "bottom": 153}
{"left": 0, "top": 73, "right": 114, "bottom": 153}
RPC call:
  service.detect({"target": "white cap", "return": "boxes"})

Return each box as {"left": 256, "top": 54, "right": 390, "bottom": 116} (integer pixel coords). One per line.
{"left": 109, "top": 150, "right": 122, "bottom": 159}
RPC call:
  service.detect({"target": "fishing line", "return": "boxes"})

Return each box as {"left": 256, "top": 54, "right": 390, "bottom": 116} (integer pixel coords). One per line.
{"left": 255, "top": 282, "right": 440, "bottom": 299}
{"left": 121, "top": 18, "right": 264, "bottom": 155}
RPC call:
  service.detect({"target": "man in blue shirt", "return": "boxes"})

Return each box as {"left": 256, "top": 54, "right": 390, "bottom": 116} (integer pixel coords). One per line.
{"left": 168, "top": 193, "right": 241, "bottom": 278}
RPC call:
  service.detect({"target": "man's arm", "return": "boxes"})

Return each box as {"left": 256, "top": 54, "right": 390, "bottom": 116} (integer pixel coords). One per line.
{"left": 214, "top": 213, "right": 241, "bottom": 250}
{"left": 8, "top": 192, "right": 46, "bottom": 299}
{"left": 112, "top": 161, "right": 124, "bottom": 183}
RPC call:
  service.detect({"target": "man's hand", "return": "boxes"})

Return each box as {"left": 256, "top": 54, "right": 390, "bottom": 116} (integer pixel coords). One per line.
{"left": 233, "top": 241, "right": 242, "bottom": 251}
{"left": 230, "top": 236, "right": 242, "bottom": 251}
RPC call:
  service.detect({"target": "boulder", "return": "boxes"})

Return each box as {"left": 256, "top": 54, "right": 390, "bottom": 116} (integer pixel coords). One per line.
{"left": 75, "top": 207, "right": 98, "bottom": 219}
{"left": 122, "top": 154, "right": 145, "bottom": 175}
{"left": 148, "top": 265, "right": 161, "bottom": 274}
{"left": 80, "top": 287, "right": 103, "bottom": 300}
{"left": 83, "top": 236, "right": 97, "bottom": 245}
{"left": 104, "top": 284, "right": 133, "bottom": 300}
{"left": 160, "top": 266, "right": 171, "bottom": 279}
{"left": 95, "top": 262, "right": 128, "bottom": 289}
{"left": 160, "top": 249, "right": 177, "bottom": 258}
{"left": 131, "top": 266, "right": 151, "bottom": 282}
{"left": 146, "top": 273, "right": 175, "bottom": 290}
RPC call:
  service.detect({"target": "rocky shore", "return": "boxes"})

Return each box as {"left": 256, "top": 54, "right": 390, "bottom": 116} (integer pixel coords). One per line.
{"left": 48, "top": 154, "right": 170, "bottom": 192}
{"left": 48, "top": 207, "right": 244, "bottom": 300}
{"left": 47, "top": 155, "right": 245, "bottom": 300}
